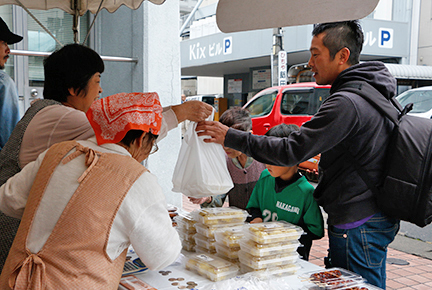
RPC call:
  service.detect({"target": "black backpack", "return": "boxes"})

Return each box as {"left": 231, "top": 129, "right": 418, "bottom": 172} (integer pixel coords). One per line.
{"left": 341, "top": 81, "right": 432, "bottom": 227}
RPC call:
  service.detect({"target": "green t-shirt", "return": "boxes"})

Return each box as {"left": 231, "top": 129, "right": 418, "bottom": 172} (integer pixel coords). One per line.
{"left": 247, "top": 169, "right": 324, "bottom": 238}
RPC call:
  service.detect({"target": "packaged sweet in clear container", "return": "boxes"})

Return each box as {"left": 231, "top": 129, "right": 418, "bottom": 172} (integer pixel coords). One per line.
{"left": 243, "top": 221, "right": 303, "bottom": 244}
{"left": 185, "top": 253, "right": 239, "bottom": 282}
{"left": 191, "top": 207, "right": 249, "bottom": 226}
{"left": 239, "top": 239, "right": 300, "bottom": 257}
{"left": 214, "top": 226, "right": 245, "bottom": 249}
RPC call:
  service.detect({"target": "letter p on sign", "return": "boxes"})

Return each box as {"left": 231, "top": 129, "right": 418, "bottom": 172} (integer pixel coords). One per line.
{"left": 379, "top": 28, "right": 393, "bottom": 49}
{"left": 223, "top": 37, "right": 232, "bottom": 55}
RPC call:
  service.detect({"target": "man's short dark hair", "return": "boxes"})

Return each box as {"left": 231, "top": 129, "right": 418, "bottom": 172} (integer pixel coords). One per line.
{"left": 219, "top": 107, "right": 252, "bottom": 132}
{"left": 312, "top": 20, "right": 364, "bottom": 65}
{"left": 43, "top": 44, "right": 104, "bottom": 102}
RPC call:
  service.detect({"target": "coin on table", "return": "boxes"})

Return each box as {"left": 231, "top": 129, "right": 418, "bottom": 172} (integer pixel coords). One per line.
{"left": 168, "top": 278, "right": 177, "bottom": 281}
{"left": 187, "top": 281, "right": 197, "bottom": 285}
{"left": 178, "top": 286, "right": 186, "bottom": 289}
{"left": 171, "top": 282, "right": 179, "bottom": 286}
{"left": 177, "top": 277, "right": 185, "bottom": 281}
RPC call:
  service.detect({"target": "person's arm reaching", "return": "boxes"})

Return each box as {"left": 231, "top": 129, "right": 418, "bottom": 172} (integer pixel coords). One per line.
{"left": 157, "top": 100, "right": 213, "bottom": 142}
{"left": 196, "top": 95, "right": 359, "bottom": 167}
{"left": 171, "top": 100, "right": 213, "bottom": 123}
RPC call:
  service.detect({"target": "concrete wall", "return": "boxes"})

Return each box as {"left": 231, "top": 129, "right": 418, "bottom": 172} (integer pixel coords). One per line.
{"left": 97, "top": 2, "right": 183, "bottom": 208}
{"left": 197, "top": 76, "right": 223, "bottom": 94}
{"left": 418, "top": 0, "right": 432, "bottom": 65}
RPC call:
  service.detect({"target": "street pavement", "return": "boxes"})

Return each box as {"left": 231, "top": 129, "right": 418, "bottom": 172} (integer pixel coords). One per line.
{"left": 400, "top": 221, "right": 432, "bottom": 244}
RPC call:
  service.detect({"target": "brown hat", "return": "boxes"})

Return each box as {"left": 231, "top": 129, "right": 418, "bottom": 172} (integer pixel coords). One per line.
{"left": 0, "top": 17, "right": 22, "bottom": 44}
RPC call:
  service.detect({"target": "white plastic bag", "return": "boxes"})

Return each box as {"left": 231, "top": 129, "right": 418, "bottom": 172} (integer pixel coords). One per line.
{"left": 172, "top": 113, "right": 233, "bottom": 197}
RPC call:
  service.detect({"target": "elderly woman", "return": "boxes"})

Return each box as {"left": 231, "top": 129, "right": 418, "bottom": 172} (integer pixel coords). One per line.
{"left": 0, "top": 92, "right": 181, "bottom": 289}
{"left": 0, "top": 44, "right": 212, "bottom": 271}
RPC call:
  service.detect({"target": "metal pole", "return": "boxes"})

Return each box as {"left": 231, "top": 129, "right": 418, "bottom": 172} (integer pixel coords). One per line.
{"left": 10, "top": 50, "right": 138, "bottom": 63}
{"left": 72, "top": 0, "right": 80, "bottom": 43}
{"left": 271, "top": 27, "right": 283, "bottom": 87}
{"left": 179, "top": 0, "right": 204, "bottom": 37}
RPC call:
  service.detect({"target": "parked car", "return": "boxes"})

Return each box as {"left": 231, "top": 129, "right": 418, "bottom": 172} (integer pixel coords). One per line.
{"left": 396, "top": 86, "right": 432, "bottom": 119}
{"left": 243, "top": 82, "right": 331, "bottom": 182}
{"left": 243, "top": 82, "right": 331, "bottom": 135}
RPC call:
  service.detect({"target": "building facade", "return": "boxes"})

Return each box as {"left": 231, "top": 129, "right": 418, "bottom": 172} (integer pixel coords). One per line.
{"left": 180, "top": 0, "right": 432, "bottom": 107}
{"left": 0, "top": 1, "right": 184, "bottom": 207}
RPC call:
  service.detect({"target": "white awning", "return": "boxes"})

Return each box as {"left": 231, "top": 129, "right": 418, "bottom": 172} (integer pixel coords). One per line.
{"left": 216, "top": 0, "right": 380, "bottom": 33}
{"left": 0, "top": 0, "right": 165, "bottom": 16}
{"left": 384, "top": 64, "right": 432, "bottom": 80}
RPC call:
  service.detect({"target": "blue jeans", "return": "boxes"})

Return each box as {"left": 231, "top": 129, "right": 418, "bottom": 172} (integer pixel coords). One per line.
{"left": 328, "top": 212, "right": 400, "bottom": 289}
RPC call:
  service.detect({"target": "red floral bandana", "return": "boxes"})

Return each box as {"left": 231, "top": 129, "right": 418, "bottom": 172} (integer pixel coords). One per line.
{"left": 86, "top": 92, "right": 163, "bottom": 145}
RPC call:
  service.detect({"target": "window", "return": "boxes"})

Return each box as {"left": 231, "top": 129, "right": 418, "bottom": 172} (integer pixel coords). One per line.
{"left": 280, "top": 88, "right": 330, "bottom": 116}
{"left": 245, "top": 90, "right": 277, "bottom": 117}
{"left": 313, "top": 88, "right": 331, "bottom": 112}
{"left": 397, "top": 90, "right": 432, "bottom": 113}
{"left": 27, "top": 9, "right": 89, "bottom": 86}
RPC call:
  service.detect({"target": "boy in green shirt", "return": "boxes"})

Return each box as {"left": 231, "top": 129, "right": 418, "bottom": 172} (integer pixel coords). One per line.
{"left": 247, "top": 123, "right": 324, "bottom": 260}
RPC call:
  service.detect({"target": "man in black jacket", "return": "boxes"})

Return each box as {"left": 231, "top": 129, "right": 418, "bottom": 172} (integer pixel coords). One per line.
{"left": 196, "top": 21, "right": 400, "bottom": 289}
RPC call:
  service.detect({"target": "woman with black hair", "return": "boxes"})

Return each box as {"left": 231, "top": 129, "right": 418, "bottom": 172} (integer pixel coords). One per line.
{"left": 0, "top": 44, "right": 212, "bottom": 272}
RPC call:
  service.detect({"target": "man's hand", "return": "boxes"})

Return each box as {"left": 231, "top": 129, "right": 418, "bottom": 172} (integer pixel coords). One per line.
{"left": 171, "top": 101, "right": 213, "bottom": 123}
{"left": 250, "top": 217, "right": 263, "bottom": 224}
{"left": 195, "top": 121, "right": 229, "bottom": 145}
{"left": 188, "top": 196, "right": 212, "bottom": 204}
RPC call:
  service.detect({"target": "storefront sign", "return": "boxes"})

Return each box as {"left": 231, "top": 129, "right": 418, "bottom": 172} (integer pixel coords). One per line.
{"left": 252, "top": 69, "right": 271, "bottom": 90}
{"left": 228, "top": 79, "right": 242, "bottom": 93}
{"left": 189, "top": 37, "right": 233, "bottom": 60}
{"left": 278, "top": 51, "right": 287, "bottom": 86}
{"left": 364, "top": 27, "right": 394, "bottom": 49}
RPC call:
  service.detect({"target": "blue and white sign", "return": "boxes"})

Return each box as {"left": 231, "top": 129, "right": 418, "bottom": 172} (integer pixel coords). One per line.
{"left": 223, "top": 37, "right": 233, "bottom": 55}
{"left": 378, "top": 28, "right": 393, "bottom": 49}
{"left": 188, "top": 37, "right": 233, "bottom": 60}
{"left": 278, "top": 51, "right": 287, "bottom": 86}
{"left": 361, "top": 19, "right": 407, "bottom": 57}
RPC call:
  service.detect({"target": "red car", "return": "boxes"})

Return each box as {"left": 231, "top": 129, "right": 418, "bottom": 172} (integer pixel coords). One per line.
{"left": 243, "top": 82, "right": 331, "bottom": 135}
{"left": 242, "top": 82, "right": 331, "bottom": 181}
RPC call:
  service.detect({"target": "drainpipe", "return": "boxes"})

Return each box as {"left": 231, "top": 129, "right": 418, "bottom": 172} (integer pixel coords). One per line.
{"left": 409, "top": 0, "right": 421, "bottom": 65}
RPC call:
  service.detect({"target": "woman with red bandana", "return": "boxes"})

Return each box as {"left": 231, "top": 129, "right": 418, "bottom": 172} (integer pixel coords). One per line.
{"left": 0, "top": 92, "right": 181, "bottom": 289}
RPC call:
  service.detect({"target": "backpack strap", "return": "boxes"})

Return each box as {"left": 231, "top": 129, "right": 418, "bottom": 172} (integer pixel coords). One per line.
{"left": 336, "top": 81, "right": 405, "bottom": 196}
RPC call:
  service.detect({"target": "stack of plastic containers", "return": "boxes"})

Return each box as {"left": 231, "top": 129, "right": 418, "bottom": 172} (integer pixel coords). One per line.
{"left": 214, "top": 226, "right": 244, "bottom": 263}
{"left": 238, "top": 221, "right": 303, "bottom": 278}
{"left": 174, "top": 212, "right": 197, "bottom": 252}
{"left": 191, "top": 207, "right": 249, "bottom": 256}
{"left": 185, "top": 253, "right": 240, "bottom": 282}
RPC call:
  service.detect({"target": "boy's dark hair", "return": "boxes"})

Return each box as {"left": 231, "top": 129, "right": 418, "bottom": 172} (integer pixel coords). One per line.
{"left": 312, "top": 20, "right": 363, "bottom": 65}
{"left": 265, "top": 123, "right": 299, "bottom": 138}
{"left": 43, "top": 43, "right": 105, "bottom": 102}
{"left": 219, "top": 107, "right": 252, "bottom": 132}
